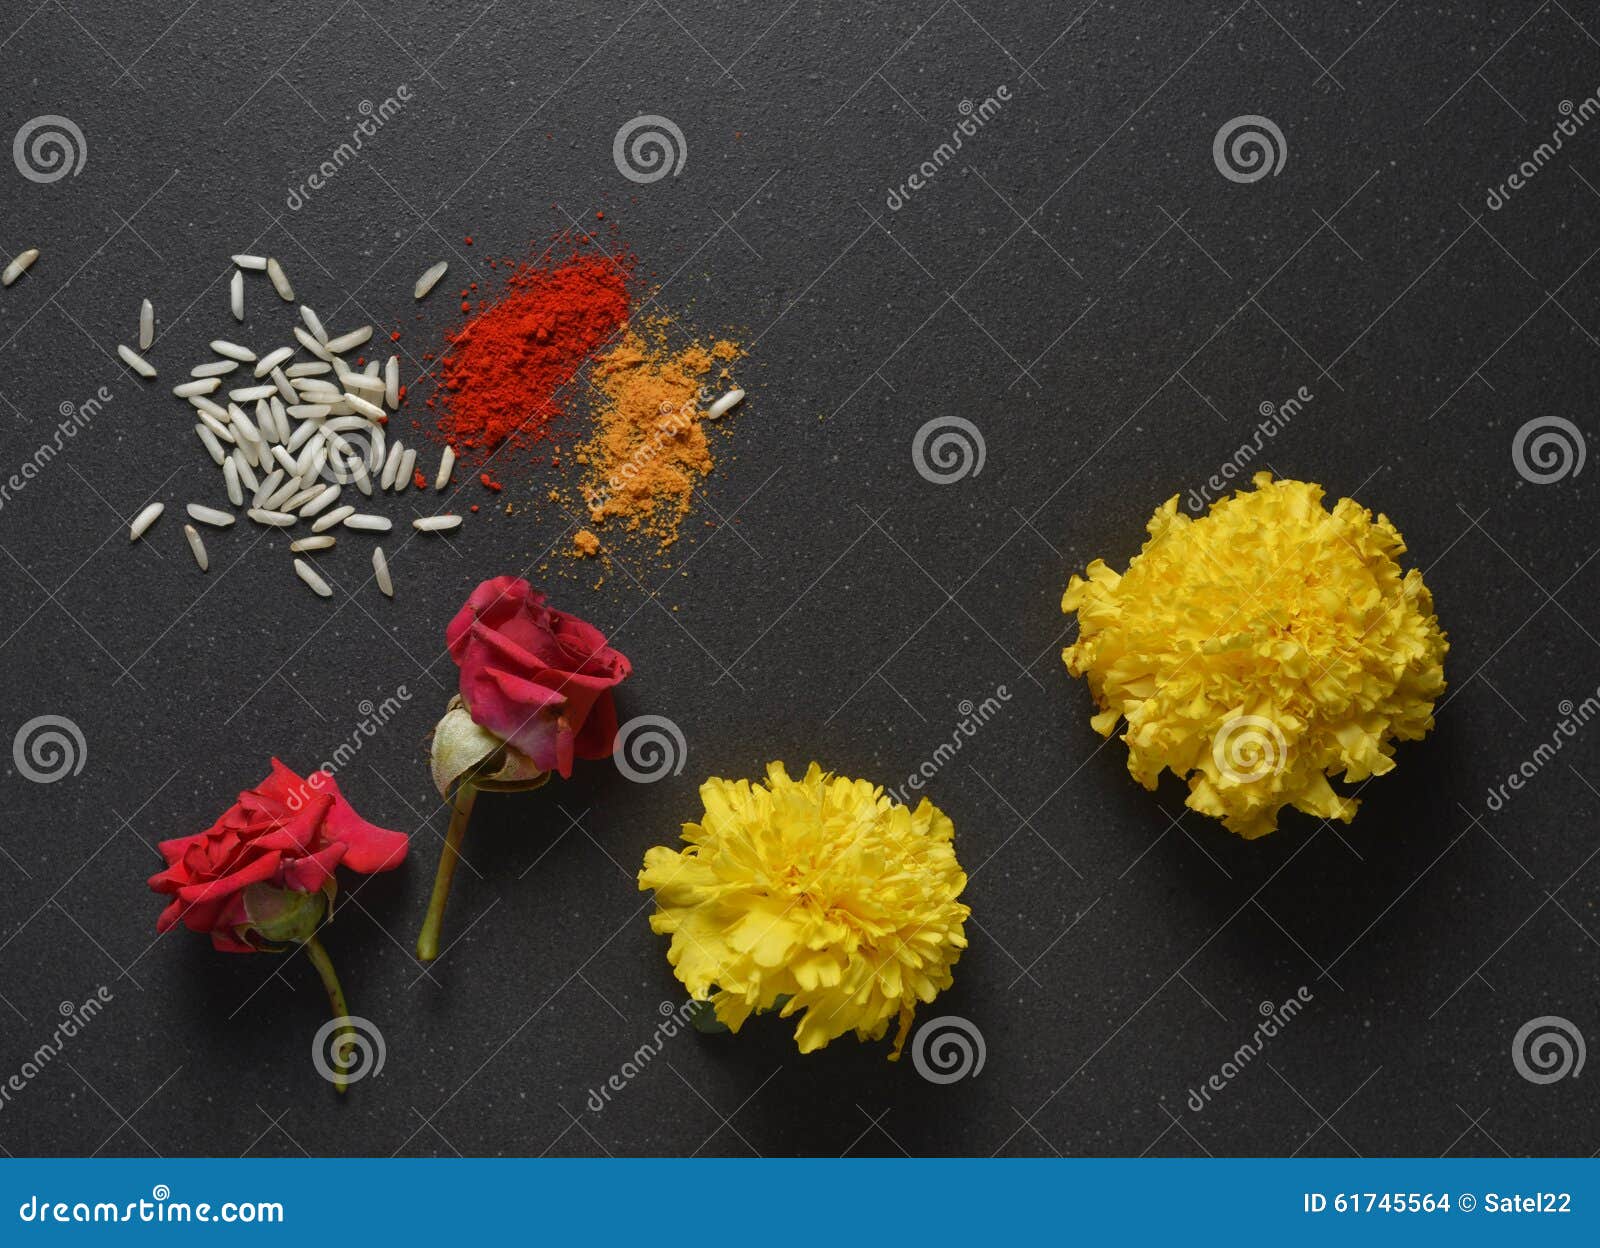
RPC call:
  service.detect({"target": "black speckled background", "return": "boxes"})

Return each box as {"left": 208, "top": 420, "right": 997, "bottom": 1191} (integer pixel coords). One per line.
{"left": 0, "top": 1, "right": 1597, "bottom": 1158}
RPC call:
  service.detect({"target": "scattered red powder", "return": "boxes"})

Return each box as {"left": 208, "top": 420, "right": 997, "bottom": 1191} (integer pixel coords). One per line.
{"left": 413, "top": 470, "right": 429, "bottom": 489}
{"left": 479, "top": 472, "right": 502, "bottom": 492}
{"left": 436, "top": 242, "right": 630, "bottom": 451}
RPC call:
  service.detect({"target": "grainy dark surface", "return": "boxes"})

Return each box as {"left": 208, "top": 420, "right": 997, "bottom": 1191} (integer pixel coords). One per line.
{"left": 0, "top": 1, "right": 1597, "bottom": 1159}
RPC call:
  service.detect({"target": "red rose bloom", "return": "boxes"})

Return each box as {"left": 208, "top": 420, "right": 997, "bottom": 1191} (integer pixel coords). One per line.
{"left": 445, "top": 575, "right": 632, "bottom": 777}
{"left": 149, "top": 759, "right": 409, "bottom": 953}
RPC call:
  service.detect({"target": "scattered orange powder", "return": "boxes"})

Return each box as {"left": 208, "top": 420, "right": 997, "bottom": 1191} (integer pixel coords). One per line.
{"left": 573, "top": 529, "right": 601, "bottom": 557}
{"left": 569, "top": 314, "right": 744, "bottom": 554}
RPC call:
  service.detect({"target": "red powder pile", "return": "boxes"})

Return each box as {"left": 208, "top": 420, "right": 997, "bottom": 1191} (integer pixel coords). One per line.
{"left": 438, "top": 243, "right": 630, "bottom": 450}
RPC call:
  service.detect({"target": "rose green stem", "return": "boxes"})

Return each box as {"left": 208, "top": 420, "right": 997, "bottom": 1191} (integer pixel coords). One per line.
{"left": 302, "top": 934, "right": 352, "bottom": 1095}
{"left": 416, "top": 782, "right": 477, "bottom": 964}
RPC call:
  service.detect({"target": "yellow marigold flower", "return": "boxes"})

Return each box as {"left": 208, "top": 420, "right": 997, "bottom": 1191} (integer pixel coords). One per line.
{"left": 1062, "top": 473, "right": 1448, "bottom": 839}
{"left": 638, "top": 762, "right": 970, "bottom": 1058}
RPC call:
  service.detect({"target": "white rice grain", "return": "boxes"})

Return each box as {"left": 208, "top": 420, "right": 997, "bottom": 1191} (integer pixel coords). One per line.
{"left": 184, "top": 524, "right": 209, "bottom": 571}
{"left": 292, "top": 326, "right": 334, "bottom": 362}
{"left": 191, "top": 359, "right": 238, "bottom": 378}
{"left": 191, "top": 395, "right": 231, "bottom": 423}
{"left": 343, "top": 514, "right": 391, "bottom": 532}
{"left": 264, "top": 479, "right": 301, "bottom": 511}
{"left": 254, "top": 346, "right": 294, "bottom": 377}
{"left": 139, "top": 299, "right": 154, "bottom": 350}
{"left": 413, "top": 261, "right": 447, "bottom": 300}
{"left": 294, "top": 558, "right": 332, "bottom": 597}
{"left": 287, "top": 403, "right": 333, "bottom": 421}
{"left": 290, "top": 535, "right": 335, "bottom": 553}
{"left": 195, "top": 424, "right": 227, "bottom": 465}
{"left": 344, "top": 392, "right": 386, "bottom": 421}
{"left": 325, "top": 326, "right": 373, "bottom": 354}
{"left": 385, "top": 355, "right": 400, "bottom": 408}
{"left": 118, "top": 344, "right": 156, "bottom": 378}
{"left": 228, "top": 404, "right": 263, "bottom": 444}
{"left": 299, "top": 484, "right": 341, "bottom": 516}
{"left": 372, "top": 545, "right": 393, "bottom": 597}
{"left": 223, "top": 457, "right": 243, "bottom": 506}
{"left": 280, "top": 486, "right": 322, "bottom": 512}
{"left": 395, "top": 447, "right": 417, "bottom": 492}
{"left": 412, "top": 514, "right": 462, "bottom": 532}
{"left": 195, "top": 407, "right": 235, "bottom": 442}
{"left": 248, "top": 508, "right": 297, "bottom": 527}
{"left": 706, "top": 388, "right": 745, "bottom": 419}
{"left": 233, "top": 448, "right": 260, "bottom": 491}
{"left": 230, "top": 269, "right": 245, "bottom": 321}
{"left": 270, "top": 367, "right": 297, "bottom": 405}
{"left": 253, "top": 468, "right": 285, "bottom": 506}
{"left": 173, "top": 378, "right": 219, "bottom": 398}
{"left": 285, "top": 361, "right": 331, "bottom": 377}
{"left": 129, "top": 502, "right": 163, "bottom": 541}
{"left": 311, "top": 504, "right": 355, "bottom": 533}
{"left": 325, "top": 415, "right": 375, "bottom": 434}
{"left": 266, "top": 257, "right": 294, "bottom": 302}
{"left": 380, "top": 442, "right": 403, "bottom": 489}
{"left": 186, "top": 503, "right": 235, "bottom": 527}
{"left": 342, "top": 373, "right": 385, "bottom": 396}
{"left": 211, "top": 339, "right": 256, "bottom": 362}
{"left": 300, "top": 305, "right": 329, "bottom": 342}
{"left": 270, "top": 445, "right": 301, "bottom": 477}
{"left": 435, "top": 445, "right": 456, "bottom": 491}
{"left": 2, "top": 248, "right": 40, "bottom": 287}
{"left": 232, "top": 254, "right": 268, "bottom": 270}
{"left": 229, "top": 383, "right": 276, "bottom": 403}
{"left": 285, "top": 424, "right": 320, "bottom": 456}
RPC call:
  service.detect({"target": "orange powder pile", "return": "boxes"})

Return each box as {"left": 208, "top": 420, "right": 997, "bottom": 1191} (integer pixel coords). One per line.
{"left": 569, "top": 315, "right": 743, "bottom": 555}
